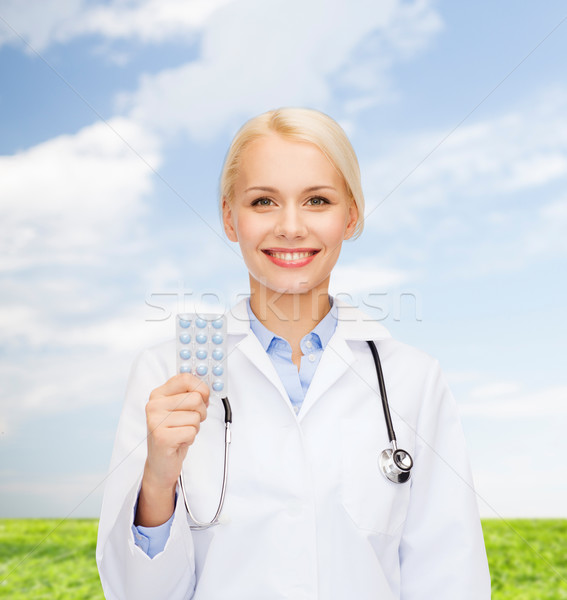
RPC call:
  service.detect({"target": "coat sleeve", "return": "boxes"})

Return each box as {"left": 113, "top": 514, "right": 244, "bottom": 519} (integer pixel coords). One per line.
{"left": 399, "top": 360, "right": 491, "bottom": 599}
{"left": 96, "top": 346, "right": 197, "bottom": 600}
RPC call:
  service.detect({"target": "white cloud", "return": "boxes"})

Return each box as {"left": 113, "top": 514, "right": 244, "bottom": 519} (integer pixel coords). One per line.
{"left": 62, "top": 0, "right": 236, "bottom": 44}
{"left": 0, "top": 471, "right": 105, "bottom": 499}
{"left": 0, "top": 115, "right": 166, "bottom": 431}
{"left": 524, "top": 195, "right": 567, "bottom": 258}
{"left": 358, "top": 86, "right": 567, "bottom": 282}
{"left": 460, "top": 384, "right": 567, "bottom": 418}
{"left": 0, "top": 0, "right": 235, "bottom": 50}
{"left": 0, "top": 0, "right": 442, "bottom": 70}
{"left": 470, "top": 381, "right": 522, "bottom": 399}
{"left": 0, "top": 350, "right": 126, "bottom": 429}
{"left": 0, "top": 303, "right": 160, "bottom": 353}
{"left": 331, "top": 260, "right": 411, "bottom": 295}
{"left": 0, "top": 297, "right": 180, "bottom": 432}
{"left": 457, "top": 191, "right": 567, "bottom": 275}
{"left": 445, "top": 370, "right": 485, "bottom": 386}
{"left": 363, "top": 87, "right": 567, "bottom": 235}
{"left": 118, "top": 0, "right": 442, "bottom": 140}
{"left": 0, "top": 131, "right": 245, "bottom": 430}
{"left": 0, "top": 471, "right": 108, "bottom": 517}
{"left": 0, "top": 117, "right": 160, "bottom": 271}
{"left": 475, "top": 465, "right": 567, "bottom": 518}
{"left": 2, "top": 0, "right": 444, "bottom": 145}
{"left": 0, "top": 107, "right": 247, "bottom": 432}
{"left": 0, "top": 0, "right": 83, "bottom": 51}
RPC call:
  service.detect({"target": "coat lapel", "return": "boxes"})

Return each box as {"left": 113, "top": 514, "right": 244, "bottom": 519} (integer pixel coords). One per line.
{"left": 298, "top": 299, "right": 391, "bottom": 420}
{"left": 227, "top": 298, "right": 289, "bottom": 404}
{"left": 299, "top": 332, "right": 356, "bottom": 419}
{"left": 233, "top": 332, "right": 289, "bottom": 403}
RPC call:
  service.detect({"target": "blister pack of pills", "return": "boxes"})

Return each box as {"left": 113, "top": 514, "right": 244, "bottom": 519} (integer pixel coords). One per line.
{"left": 176, "top": 313, "right": 227, "bottom": 398}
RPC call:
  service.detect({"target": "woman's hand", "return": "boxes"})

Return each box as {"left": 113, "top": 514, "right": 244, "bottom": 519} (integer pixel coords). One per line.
{"left": 135, "top": 373, "right": 210, "bottom": 527}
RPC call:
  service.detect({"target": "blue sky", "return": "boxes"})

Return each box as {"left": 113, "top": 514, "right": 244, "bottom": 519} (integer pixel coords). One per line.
{"left": 1, "top": 0, "right": 566, "bottom": 519}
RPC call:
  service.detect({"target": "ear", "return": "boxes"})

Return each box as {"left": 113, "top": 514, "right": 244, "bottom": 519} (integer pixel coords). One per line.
{"left": 343, "top": 200, "right": 359, "bottom": 240}
{"left": 222, "top": 197, "right": 238, "bottom": 242}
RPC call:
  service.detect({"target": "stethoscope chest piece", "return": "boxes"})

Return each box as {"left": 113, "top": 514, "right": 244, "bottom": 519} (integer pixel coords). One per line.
{"left": 379, "top": 444, "right": 413, "bottom": 484}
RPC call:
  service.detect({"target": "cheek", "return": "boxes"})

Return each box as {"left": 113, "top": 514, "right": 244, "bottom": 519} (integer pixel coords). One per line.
{"left": 318, "top": 214, "right": 350, "bottom": 247}
{"left": 235, "top": 215, "right": 264, "bottom": 248}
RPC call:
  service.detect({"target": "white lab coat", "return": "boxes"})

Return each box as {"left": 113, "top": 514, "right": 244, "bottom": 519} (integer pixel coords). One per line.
{"left": 96, "top": 298, "right": 490, "bottom": 599}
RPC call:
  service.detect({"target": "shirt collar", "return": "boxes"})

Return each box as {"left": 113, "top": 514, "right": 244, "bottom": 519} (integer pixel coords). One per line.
{"left": 227, "top": 296, "right": 391, "bottom": 341}
{"left": 246, "top": 296, "right": 338, "bottom": 352}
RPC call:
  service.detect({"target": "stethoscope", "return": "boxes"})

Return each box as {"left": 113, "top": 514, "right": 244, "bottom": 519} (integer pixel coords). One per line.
{"left": 366, "top": 340, "right": 414, "bottom": 484}
{"left": 179, "top": 339, "right": 413, "bottom": 529}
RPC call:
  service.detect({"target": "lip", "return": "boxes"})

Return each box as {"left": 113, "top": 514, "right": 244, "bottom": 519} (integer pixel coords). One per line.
{"left": 261, "top": 248, "right": 320, "bottom": 268}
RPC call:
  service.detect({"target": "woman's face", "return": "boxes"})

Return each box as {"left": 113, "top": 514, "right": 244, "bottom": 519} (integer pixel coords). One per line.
{"left": 222, "top": 133, "right": 358, "bottom": 298}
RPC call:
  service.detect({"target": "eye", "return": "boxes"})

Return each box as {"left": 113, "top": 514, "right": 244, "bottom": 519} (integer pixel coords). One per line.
{"left": 251, "top": 197, "right": 274, "bottom": 207}
{"left": 306, "top": 196, "right": 329, "bottom": 206}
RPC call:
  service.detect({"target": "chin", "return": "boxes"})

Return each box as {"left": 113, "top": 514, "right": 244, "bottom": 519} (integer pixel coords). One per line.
{"left": 251, "top": 272, "right": 330, "bottom": 297}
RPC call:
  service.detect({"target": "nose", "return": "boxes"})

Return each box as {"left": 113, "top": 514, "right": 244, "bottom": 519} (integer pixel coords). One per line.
{"left": 273, "top": 203, "right": 308, "bottom": 239}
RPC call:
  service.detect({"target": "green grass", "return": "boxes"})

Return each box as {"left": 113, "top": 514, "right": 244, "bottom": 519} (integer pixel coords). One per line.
{"left": 0, "top": 519, "right": 103, "bottom": 599}
{"left": 482, "top": 519, "right": 567, "bottom": 599}
{"left": 0, "top": 519, "right": 565, "bottom": 598}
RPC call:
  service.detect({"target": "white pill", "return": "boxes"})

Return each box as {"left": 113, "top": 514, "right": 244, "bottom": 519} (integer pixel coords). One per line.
{"left": 196, "top": 364, "right": 208, "bottom": 376}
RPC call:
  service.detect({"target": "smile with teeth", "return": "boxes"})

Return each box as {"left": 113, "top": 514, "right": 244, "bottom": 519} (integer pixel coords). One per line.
{"left": 264, "top": 250, "right": 318, "bottom": 261}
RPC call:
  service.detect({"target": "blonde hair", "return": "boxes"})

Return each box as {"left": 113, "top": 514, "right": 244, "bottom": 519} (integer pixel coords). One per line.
{"left": 220, "top": 107, "right": 364, "bottom": 238}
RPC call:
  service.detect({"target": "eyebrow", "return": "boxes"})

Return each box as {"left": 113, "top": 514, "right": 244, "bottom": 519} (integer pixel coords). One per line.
{"left": 244, "top": 185, "right": 337, "bottom": 193}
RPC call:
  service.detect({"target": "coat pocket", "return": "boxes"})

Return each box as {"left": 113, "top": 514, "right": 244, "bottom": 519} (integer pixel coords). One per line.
{"left": 340, "top": 442, "right": 411, "bottom": 536}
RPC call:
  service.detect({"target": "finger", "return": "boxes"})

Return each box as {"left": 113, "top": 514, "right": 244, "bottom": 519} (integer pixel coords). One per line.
{"left": 149, "top": 423, "right": 201, "bottom": 450}
{"left": 153, "top": 373, "right": 210, "bottom": 403}
{"left": 149, "top": 392, "right": 208, "bottom": 421}
{"left": 154, "top": 410, "right": 202, "bottom": 429}
{"left": 147, "top": 407, "right": 205, "bottom": 435}
{"left": 162, "top": 424, "right": 201, "bottom": 448}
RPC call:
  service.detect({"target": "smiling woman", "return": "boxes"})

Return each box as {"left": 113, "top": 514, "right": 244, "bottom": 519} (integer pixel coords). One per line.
{"left": 96, "top": 108, "right": 491, "bottom": 600}
{"left": 223, "top": 133, "right": 358, "bottom": 306}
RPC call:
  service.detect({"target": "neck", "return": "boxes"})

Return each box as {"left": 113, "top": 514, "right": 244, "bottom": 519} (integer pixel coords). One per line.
{"left": 249, "top": 279, "right": 332, "bottom": 340}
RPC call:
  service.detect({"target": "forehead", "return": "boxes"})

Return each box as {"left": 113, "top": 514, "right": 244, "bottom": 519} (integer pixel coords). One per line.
{"left": 235, "top": 134, "right": 344, "bottom": 191}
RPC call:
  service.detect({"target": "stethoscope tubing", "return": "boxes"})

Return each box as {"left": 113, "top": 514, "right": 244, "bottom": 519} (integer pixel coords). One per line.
{"left": 179, "top": 397, "right": 232, "bottom": 530}
{"left": 366, "top": 340, "right": 396, "bottom": 444}
{"left": 181, "top": 341, "right": 413, "bottom": 528}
